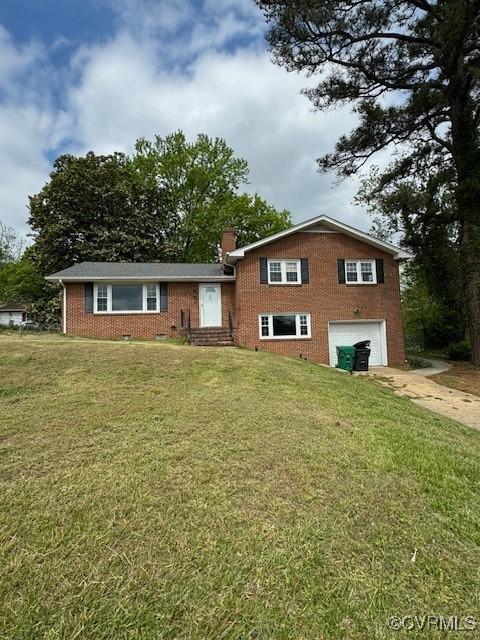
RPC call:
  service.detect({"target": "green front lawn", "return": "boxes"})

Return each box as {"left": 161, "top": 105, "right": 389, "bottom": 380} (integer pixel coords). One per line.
{"left": 1, "top": 335, "right": 479, "bottom": 639}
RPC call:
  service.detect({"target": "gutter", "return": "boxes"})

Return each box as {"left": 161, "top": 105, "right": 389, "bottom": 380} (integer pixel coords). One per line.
{"left": 59, "top": 279, "right": 66, "bottom": 335}
{"left": 45, "top": 275, "right": 236, "bottom": 283}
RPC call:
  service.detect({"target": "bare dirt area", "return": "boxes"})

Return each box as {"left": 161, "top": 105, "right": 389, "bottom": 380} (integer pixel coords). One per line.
{"left": 369, "top": 366, "right": 480, "bottom": 431}
{"left": 431, "top": 363, "right": 480, "bottom": 398}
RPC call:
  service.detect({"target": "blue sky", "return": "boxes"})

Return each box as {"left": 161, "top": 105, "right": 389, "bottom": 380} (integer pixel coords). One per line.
{"left": 0, "top": 1, "right": 115, "bottom": 46}
{"left": 0, "top": 0, "right": 368, "bottom": 237}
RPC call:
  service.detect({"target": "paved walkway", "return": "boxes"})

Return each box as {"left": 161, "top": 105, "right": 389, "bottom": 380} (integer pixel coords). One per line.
{"left": 368, "top": 362, "right": 480, "bottom": 430}
{"left": 409, "top": 357, "right": 451, "bottom": 377}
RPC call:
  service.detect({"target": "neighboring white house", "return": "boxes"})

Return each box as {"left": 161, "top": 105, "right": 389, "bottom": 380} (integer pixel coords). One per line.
{"left": 0, "top": 303, "right": 27, "bottom": 327}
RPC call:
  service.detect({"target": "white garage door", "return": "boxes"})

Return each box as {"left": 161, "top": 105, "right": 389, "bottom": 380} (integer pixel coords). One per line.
{"left": 328, "top": 321, "right": 387, "bottom": 366}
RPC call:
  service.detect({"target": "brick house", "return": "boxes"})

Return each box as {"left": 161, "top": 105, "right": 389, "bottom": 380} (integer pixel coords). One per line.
{"left": 46, "top": 215, "right": 410, "bottom": 366}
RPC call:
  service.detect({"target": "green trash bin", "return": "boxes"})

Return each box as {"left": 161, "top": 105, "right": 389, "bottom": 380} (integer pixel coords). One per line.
{"left": 336, "top": 345, "right": 356, "bottom": 373}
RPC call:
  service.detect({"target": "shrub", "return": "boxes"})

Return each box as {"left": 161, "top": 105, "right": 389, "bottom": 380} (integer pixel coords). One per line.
{"left": 447, "top": 340, "right": 472, "bottom": 361}
{"left": 0, "top": 324, "right": 20, "bottom": 332}
{"left": 407, "top": 356, "right": 432, "bottom": 369}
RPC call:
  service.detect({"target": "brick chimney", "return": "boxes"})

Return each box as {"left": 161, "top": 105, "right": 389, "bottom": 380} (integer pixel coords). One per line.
{"left": 221, "top": 227, "right": 236, "bottom": 257}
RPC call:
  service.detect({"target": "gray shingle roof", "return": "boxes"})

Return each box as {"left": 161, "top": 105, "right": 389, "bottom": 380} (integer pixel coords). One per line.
{"left": 46, "top": 261, "right": 233, "bottom": 280}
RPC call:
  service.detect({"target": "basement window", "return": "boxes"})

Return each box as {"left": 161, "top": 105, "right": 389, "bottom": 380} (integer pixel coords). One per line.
{"left": 259, "top": 313, "right": 311, "bottom": 339}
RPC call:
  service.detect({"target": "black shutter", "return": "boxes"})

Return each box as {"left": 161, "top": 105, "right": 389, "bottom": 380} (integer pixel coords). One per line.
{"left": 259, "top": 258, "right": 268, "bottom": 284}
{"left": 159, "top": 282, "right": 168, "bottom": 311}
{"left": 300, "top": 258, "right": 309, "bottom": 284}
{"left": 85, "top": 283, "right": 94, "bottom": 313}
{"left": 337, "top": 259, "right": 346, "bottom": 284}
{"left": 376, "top": 259, "right": 385, "bottom": 284}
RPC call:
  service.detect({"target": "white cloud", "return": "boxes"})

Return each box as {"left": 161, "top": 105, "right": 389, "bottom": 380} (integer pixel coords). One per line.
{"left": 0, "top": 0, "right": 376, "bottom": 239}
{"left": 112, "top": 0, "right": 196, "bottom": 38}
{"left": 0, "top": 25, "right": 43, "bottom": 89}
{"left": 0, "top": 106, "right": 53, "bottom": 235}
{"left": 0, "top": 27, "right": 68, "bottom": 236}
{"left": 66, "top": 32, "right": 366, "bottom": 228}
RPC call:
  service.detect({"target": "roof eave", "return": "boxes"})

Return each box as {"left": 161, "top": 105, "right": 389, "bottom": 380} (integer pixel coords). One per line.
{"left": 45, "top": 275, "right": 236, "bottom": 283}
{"left": 225, "top": 214, "right": 412, "bottom": 262}
{"left": 394, "top": 250, "right": 413, "bottom": 260}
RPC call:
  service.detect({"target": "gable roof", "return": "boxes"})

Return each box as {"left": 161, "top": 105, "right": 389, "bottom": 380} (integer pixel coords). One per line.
{"left": 45, "top": 262, "right": 235, "bottom": 282}
{"left": 225, "top": 215, "right": 411, "bottom": 263}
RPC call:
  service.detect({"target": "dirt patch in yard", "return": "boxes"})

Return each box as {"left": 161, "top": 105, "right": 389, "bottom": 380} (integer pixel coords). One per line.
{"left": 431, "top": 363, "right": 480, "bottom": 398}
{"left": 369, "top": 366, "right": 480, "bottom": 430}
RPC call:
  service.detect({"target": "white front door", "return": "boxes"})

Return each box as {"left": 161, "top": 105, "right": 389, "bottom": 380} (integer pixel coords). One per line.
{"left": 199, "top": 284, "right": 222, "bottom": 327}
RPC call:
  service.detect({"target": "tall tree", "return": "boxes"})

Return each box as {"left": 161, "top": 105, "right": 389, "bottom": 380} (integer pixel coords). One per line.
{"left": 0, "top": 250, "right": 45, "bottom": 305}
{"left": 357, "top": 167, "right": 465, "bottom": 346}
{"left": 216, "top": 193, "right": 292, "bottom": 251}
{"left": 29, "top": 134, "right": 291, "bottom": 274}
{"left": 257, "top": 0, "right": 480, "bottom": 364}
{"left": 29, "top": 152, "right": 171, "bottom": 275}
{"left": 133, "top": 132, "right": 290, "bottom": 262}
{"left": 0, "top": 241, "right": 60, "bottom": 325}
{"left": 0, "top": 221, "right": 24, "bottom": 267}
{"left": 402, "top": 262, "right": 462, "bottom": 349}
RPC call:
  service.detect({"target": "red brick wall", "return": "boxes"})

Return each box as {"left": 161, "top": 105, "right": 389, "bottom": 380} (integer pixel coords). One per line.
{"left": 63, "top": 232, "right": 405, "bottom": 364}
{"left": 221, "top": 228, "right": 236, "bottom": 256}
{"left": 233, "top": 231, "right": 405, "bottom": 365}
{"left": 65, "top": 281, "right": 235, "bottom": 340}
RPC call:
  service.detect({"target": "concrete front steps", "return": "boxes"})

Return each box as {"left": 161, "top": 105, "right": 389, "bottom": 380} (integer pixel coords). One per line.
{"left": 188, "top": 327, "right": 234, "bottom": 347}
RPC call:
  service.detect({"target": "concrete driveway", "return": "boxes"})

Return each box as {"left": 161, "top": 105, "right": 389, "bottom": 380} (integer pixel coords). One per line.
{"left": 368, "top": 361, "right": 480, "bottom": 430}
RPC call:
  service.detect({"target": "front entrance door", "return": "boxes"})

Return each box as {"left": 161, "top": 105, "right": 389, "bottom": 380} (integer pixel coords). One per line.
{"left": 199, "top": 284, "right": 222, "bottom": 327}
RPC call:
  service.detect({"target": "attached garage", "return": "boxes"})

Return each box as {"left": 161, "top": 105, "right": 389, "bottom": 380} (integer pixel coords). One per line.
{"left": 328, "top": 320, "right": 387, "bottom": 367}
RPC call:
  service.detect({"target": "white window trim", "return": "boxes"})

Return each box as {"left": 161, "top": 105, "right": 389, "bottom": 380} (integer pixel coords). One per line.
{"left": 267, "top": 259, "right": 301, "bottom": 285}
{"left": 345, "top": 259, "right": 377, "bottom": 285}
{"left": 258, "top": 313, "right": 311, "bottom": 340}
{"left": 94, "top": 283, "right": 160, "bottom": 314}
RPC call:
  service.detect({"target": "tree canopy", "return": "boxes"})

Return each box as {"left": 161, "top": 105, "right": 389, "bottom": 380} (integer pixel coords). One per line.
{"left": 0, "top": 241, "right": 58, "bottom": 324}
{"left": 258, "top": 0, "right": 479, "bottom": 176}
{"left": 257, "top": 0, "right": 480, "bottom": 363}
{"left": 29, "top": 151, "right": 171, "bottom": 275}
{"left": 0, "top": 251, "right": 45, "bottom": 306}
{"left": 357, "top": 167, "right": 465, "bottom": 346}
{"left": 29, "top": 132, "right": 291, "bottom": 275}
{"left": 132, "top": 132, "right": 290, "bottom": 262}
{"left": 0, "top": 221, "right": 24, "bottom": 267}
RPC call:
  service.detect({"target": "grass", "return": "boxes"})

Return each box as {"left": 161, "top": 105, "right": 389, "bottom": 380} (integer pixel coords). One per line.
{"left": 1, "top": 334, "right": 479, "bottom": 639}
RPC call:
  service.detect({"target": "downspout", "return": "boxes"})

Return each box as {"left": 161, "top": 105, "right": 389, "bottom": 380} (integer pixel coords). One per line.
{"left": 60, "top": 279, "right": 67, "bottom": 334}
